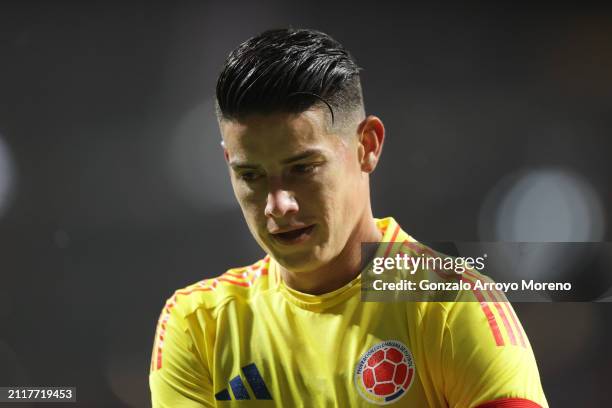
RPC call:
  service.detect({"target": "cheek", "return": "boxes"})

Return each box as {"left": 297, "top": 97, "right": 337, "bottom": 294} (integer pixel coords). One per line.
{"left": 240, "top": 195, "right": 264, "bottom": 219}
{"left": 327, "top": 161, "right": 363, "bottom": 219}
{"left": 232, "top": 184, "right": 264, "bottom": 219}
{"left": 298, "top": 174, "right": 333, "bottom": 201}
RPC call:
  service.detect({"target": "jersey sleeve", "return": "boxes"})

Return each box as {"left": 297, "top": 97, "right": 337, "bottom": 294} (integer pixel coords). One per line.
{"left": 439, "top": 280, "right": 548, "bottom": 408}
{"left": 149, "top": 298, "right": 214, "bottom": 408}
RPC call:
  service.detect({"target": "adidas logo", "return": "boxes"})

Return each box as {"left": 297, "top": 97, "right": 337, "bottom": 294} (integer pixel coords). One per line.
{"left": 215, "top": 363, "right": 273, "bottom": 401}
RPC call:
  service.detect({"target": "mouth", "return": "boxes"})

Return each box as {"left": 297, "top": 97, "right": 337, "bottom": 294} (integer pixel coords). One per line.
{"left": 270, "top": 225, "right": 316, "bottom": 245}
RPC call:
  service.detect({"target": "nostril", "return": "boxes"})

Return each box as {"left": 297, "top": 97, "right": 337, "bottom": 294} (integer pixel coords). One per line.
{"left": 265, "top": 190, "right": 298, "bottom": 218}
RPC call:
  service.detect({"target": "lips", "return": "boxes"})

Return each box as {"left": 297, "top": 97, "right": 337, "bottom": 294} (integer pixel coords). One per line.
{"left": 270, "top": 225, "right": 315, "bottom": 245}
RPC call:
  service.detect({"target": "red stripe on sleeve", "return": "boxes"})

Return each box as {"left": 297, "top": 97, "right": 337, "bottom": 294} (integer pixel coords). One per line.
{"left": 464, "top": 271, "right": 528, "bottom": 348}
{"left": 461, "top": 275, "right": 505, "bottom": 346}
{"left": 505, "top": 302, "right": 528, "bottom": 348}
{"left": 489, "top": 295, "right": 517, "bottom": 346}
{"left": 475, "top": 397, "right": 542, "bottom": 408}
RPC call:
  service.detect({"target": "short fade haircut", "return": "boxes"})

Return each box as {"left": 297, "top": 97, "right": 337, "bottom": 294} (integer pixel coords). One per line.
{"left": 216, "top": 28, "right": 364, "bottom": 130}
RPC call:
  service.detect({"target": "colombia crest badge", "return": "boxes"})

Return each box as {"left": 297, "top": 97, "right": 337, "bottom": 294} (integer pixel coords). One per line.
{"left": 354, "top": 340, "right": 415, "bottom": 405}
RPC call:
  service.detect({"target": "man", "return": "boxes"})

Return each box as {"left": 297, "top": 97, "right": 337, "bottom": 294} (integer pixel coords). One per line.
{"left": 150, "top": 28, "right": 548, "bottom": 407}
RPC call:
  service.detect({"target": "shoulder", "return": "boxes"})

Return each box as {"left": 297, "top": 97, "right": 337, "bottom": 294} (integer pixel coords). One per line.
{"left": 160, "top": 255, "right": 272, "bottom": 321}
{"left": 393, "top": 239, "right": 495, "bottom": 314}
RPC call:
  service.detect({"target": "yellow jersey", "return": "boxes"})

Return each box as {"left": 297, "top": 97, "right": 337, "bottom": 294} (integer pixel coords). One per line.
{"left": 149, "top": 217, "right": 548, "bottom": 407}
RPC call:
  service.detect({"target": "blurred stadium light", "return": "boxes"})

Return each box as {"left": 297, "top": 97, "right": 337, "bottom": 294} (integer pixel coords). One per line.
{"left": 167, "top": 99, "right": 237, "bottom": 211}
{"left": 479, "top": 168, "right": 607, "bottom": 285}
{"left": 489, "top": 168, "right": 605, "bottom": 242}
{"left": 0, "top": 135, "right": 16, "bottom": 219}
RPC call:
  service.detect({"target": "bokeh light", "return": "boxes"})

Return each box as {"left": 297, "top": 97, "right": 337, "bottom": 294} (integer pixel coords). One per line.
{"left": 481, "top": 168, "right": 605, "bottom": 242}
{"left": 167, "top": 99, "right": 237, "bottom": 212}
{"left": 479, "top": 168, "right": 606, "bottom": 283}
{"left": 0, "top": 134, "right": 16, "bottom": 219}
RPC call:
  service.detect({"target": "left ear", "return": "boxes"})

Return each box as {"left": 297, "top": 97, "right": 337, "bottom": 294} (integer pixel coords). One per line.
{"left": 357, "top": 115, "right": 385, "bottom": 173}
{"left": 220, "top": 140, "right": 230, "bottom": 163}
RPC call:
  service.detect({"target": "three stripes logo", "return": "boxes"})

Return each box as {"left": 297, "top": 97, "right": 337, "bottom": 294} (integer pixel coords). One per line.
{"left": 215, "top": 363, "right": 273, "bottom": 401}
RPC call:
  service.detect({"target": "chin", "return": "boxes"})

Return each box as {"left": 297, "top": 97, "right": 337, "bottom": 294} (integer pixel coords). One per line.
{"left": 271, "top": 250, "right": 322, "bottom": 273}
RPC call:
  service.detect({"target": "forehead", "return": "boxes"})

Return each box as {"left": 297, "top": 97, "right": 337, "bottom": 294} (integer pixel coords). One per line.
{"left": 220, "top": 109, "right": 341, "bottom": 161}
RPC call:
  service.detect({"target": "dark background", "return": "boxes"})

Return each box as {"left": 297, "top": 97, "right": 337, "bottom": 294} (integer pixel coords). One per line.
{"left": 1, "top": 1, "right": 611, "bottom": 406}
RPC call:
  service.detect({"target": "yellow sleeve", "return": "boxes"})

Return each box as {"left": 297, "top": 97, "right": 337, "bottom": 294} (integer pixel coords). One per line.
{"left": 149, "top": 299, "right": 214, "bottom": 408}
{"left": 440, "top": 285, "right": 548, "bottom": 408}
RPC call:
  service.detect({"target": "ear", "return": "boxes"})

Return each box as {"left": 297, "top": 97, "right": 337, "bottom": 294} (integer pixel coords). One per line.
{"left": 221, "top": 140, "right": 229, "bottom": 162}
{"left": 357, "top": 115, "right": 385, "bottom": 173}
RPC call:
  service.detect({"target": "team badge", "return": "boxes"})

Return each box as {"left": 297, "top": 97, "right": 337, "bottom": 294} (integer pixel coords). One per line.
{"left": 354, "top": 340, "right": 415, "bottom": 405}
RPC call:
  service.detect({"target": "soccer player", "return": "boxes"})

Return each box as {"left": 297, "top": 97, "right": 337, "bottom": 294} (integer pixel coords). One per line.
{"left": 149, "top": 28, "right": 548, "bottom": 407}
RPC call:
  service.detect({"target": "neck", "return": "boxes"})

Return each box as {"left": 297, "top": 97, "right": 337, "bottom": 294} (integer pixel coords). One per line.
{"left": 279, "top": 211, "right": 382, "bottom": 295}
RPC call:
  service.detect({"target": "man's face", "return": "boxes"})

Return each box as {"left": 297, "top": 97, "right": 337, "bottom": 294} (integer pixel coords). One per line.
{"left": 220, "top": 108, "right": 367, "bottom": 272}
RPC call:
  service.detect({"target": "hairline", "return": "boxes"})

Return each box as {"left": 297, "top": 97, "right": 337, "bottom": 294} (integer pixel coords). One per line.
{"left": 216, "top": 101, "right": 365, "bottom": 139}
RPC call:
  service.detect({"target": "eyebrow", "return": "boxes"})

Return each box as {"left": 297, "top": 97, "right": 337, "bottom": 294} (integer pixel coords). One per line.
{"left": 229, "top": 149, "right": 324, "bottom": 169}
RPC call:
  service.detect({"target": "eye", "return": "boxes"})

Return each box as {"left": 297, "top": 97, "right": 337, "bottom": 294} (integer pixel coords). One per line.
{"left": 238, "top": 171, "right": 263, "bottom": 182}
{"left": 292, "top": 163, "right": 319, "bottom": 175}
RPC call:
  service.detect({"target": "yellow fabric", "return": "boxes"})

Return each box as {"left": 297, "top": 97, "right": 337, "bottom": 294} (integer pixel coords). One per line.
{"left": 150, "top": 217, "right": 548, "bottom": 407}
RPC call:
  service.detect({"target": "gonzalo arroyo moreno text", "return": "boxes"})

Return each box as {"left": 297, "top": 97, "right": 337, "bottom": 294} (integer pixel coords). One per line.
{"left": 370, "top": 253, "right": 572, "bottom": 293}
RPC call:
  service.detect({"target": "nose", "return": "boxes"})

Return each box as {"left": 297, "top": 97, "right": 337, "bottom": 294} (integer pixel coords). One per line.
{"left": 264, "top": 189, "right": 298, "bottom": 218}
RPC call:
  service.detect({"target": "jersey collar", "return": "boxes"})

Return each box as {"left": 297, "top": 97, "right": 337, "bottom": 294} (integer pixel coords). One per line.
{"left": 269, "top": 217, "right": 411, "bottom": 311}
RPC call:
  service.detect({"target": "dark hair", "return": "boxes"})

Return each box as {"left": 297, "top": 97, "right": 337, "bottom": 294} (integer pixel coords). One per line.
{"left": 216, "top": 28, "right": 364, "bottom": 126}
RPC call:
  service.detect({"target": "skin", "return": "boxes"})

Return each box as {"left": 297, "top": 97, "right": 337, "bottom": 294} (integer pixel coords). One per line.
{"left": 220, "top": 107, "right": 385, "bottom": 295}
